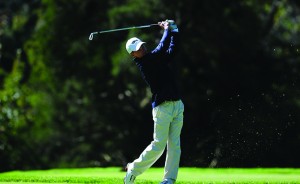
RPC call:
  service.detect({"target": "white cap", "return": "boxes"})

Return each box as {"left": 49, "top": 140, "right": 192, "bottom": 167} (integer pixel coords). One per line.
{"left": 126, "top": 37, "right": 145, "bottom": 54}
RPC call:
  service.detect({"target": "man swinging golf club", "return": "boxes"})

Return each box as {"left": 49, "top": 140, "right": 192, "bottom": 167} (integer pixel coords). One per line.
{"left": 124, "top": 20, "right": 184, "bottom": 184}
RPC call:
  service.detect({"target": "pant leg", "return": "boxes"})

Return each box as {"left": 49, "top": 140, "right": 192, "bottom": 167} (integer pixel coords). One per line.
{"left": 164, "top": 100, "right": 184, "bottom": 180}
{"left": 129, "top": 102, "right": 173, "bottom": 176}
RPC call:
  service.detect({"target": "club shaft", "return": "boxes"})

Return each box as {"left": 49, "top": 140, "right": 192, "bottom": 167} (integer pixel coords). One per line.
{"left": 97, "top": 24, "right": 158, "bottom": 34}
{"left": 89, "top": 23, "right": 158, "bottom": 40}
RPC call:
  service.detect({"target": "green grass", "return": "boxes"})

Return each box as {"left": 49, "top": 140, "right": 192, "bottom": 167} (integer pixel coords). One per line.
{"left": 0, "top": 167, "right": 300, "bottom": 183}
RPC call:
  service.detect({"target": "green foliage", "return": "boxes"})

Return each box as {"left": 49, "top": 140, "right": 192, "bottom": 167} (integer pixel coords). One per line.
{"left": 0, "top": 50, "right": 54, "bottom": 171}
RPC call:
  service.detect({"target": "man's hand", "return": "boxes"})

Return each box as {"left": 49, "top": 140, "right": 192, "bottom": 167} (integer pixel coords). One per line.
{"left": 167, "top": 20, "right": 178, "bottom": 31}
{"left": 158, "top": 20, "right": 178, "bottom": 32}
{"left": 158, "top": 20, "right": 169, "bottom": 30}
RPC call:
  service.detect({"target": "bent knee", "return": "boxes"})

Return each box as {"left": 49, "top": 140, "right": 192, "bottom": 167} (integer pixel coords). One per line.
{"left": 151, "top": 140, "right": 167, "bottom": 151}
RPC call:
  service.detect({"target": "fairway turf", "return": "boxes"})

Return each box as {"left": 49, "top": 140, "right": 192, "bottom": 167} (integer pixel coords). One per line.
{"left": 0, "top": 167, "right": 300, "bottom": 183}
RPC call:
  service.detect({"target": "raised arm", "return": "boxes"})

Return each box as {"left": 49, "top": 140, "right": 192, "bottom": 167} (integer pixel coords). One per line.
{"left": 151, "top": 20, "right": 179, "bottom": 56}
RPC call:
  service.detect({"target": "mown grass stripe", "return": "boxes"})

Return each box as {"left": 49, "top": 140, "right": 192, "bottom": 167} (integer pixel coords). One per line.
{"left": 0, "top": 167, "right": 300, "bottom": 184}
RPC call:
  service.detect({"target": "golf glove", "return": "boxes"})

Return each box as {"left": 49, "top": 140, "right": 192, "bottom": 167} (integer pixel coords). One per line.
{"left": 166, "top": 20, "right": 179, "bottom": 32}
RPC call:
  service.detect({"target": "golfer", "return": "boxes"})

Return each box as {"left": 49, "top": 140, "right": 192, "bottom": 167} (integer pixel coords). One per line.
{"left": 124, "top": 20, "right": 184, "bottom": 184}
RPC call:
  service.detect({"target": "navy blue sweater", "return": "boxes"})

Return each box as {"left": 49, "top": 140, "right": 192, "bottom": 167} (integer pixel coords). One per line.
{"left": 134, "top": 30, "right": 181, "bottom": 108}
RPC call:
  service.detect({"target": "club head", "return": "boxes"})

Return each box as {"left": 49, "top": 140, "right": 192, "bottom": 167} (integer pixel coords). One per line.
{"left": 89, "top": 33, "right": 94, "bottom": 40}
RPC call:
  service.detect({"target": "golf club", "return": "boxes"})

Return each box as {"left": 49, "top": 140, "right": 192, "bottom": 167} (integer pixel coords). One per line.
{"left": 89, "top": 23, "right": 159, "bottom": 40}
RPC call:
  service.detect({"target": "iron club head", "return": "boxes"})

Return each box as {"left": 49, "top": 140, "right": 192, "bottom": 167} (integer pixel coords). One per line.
{"left": 89, "top": 32, "right": 97, "bottom": 40}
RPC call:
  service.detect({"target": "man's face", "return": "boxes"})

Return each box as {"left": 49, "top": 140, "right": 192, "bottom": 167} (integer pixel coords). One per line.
{"left": 130, "top": 44, "right": 146, "bottom": 58}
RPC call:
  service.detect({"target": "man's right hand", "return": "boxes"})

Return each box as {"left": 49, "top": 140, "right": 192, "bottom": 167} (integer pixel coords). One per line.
{"left": 158, "top": 20, "right": 169, "bottom": 30}
{"left": 158, "top": 20, "right": 178, "bottom": 32}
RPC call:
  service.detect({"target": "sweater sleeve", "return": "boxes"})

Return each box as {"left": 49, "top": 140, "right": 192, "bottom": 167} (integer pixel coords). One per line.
{"left": 151, "top": 30, "right": 178, "bottom": 56}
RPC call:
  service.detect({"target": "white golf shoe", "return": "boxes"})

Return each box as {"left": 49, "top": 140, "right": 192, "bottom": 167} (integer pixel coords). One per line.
{"left": 159, "top": 178, "right": 175, "bottom": 184}
{"left": 124, "top": 171, "right": 136, "bottom": 184}
{"left": 124, "top": 164, "right": 136, "bottom": 184}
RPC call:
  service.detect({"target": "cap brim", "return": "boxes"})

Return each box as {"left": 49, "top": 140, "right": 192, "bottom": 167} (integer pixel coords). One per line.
{"left": 134, "top": 42, "right": 145, "bottom": 51}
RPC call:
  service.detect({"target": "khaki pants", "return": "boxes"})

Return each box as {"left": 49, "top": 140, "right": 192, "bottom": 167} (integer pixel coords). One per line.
{"left": 128, "top": 100, "right": 184, "bottom": 181}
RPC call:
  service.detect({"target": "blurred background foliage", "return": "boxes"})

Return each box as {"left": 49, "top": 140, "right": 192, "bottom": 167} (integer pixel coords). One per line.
{"left": 0, "top": 0, "right": 300, "bottom": 171}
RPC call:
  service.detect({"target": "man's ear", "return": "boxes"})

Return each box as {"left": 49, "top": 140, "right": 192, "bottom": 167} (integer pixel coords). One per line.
{"left": 142, "top": 44, "right": 147, "bottom": 51}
